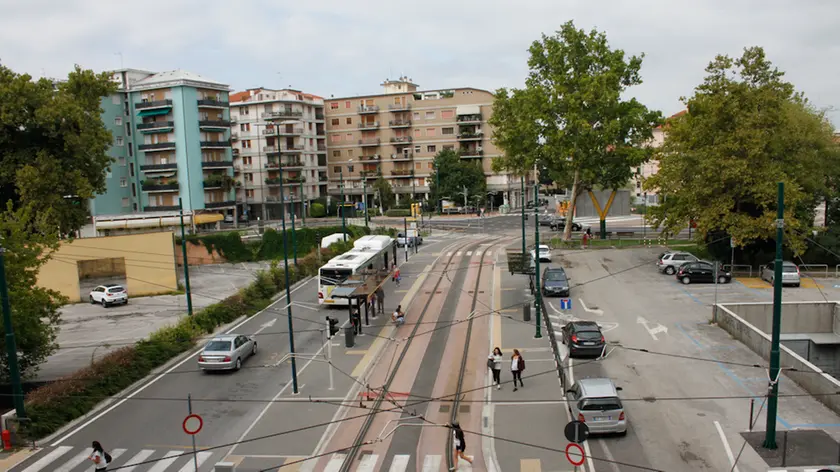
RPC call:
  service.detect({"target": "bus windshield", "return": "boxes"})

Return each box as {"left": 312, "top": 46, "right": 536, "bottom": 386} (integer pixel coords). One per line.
{"left": 320, "top": 268, "right": 352, "bottom": 285}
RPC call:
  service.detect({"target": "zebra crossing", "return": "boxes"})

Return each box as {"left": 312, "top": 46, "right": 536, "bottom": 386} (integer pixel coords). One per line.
{"left": 324, "top": 453, "right": 443, "bottom": 472}
{"left": 9, "top": 446, "right": 218, "bottom": 472}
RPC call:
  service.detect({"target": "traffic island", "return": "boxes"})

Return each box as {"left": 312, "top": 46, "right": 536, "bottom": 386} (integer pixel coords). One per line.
{"left": 741, "top": 429, "right": 839, "bottom": 468}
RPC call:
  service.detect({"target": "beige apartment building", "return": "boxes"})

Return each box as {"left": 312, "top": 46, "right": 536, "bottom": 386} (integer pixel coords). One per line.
{"left": 229, "top": 88, "right": 328, "bottom": 221}
{"left": 325, "top": 77, "right": 517, "bottom": 208}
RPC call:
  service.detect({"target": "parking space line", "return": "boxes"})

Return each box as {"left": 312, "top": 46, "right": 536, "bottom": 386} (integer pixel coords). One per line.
{"left": 713, "top": 420, "right": 740, "bottom": 472}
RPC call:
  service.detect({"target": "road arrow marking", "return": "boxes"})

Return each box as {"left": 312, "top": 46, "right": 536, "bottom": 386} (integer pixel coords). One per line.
{"left": 636, "top": 316, "right": 668, "bottom": 340}
{"left": 597, "top": 322, "right": 619, "bottom": 333}
{"left": 579, "top": 299, "right": 604, "bottom": 316}
{"left": 254, "top": 318, "right": 277, "bottom": 335}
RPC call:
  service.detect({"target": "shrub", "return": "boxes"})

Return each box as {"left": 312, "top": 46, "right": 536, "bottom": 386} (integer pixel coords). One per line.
{"left": 310, "top": 202, "right": 326, "bottom": 218}
{"left": 385, "top": 209, "right": 412, "bottom": 217}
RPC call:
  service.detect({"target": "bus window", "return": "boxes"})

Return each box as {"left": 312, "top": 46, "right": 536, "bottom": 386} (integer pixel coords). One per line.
{"left": 320, "top": 268, "right": 351, "bottom": 285}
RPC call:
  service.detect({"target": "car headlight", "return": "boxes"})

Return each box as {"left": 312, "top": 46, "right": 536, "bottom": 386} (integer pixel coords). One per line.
{"left": 560, "top": 286, "right": 568, "bottom": 291}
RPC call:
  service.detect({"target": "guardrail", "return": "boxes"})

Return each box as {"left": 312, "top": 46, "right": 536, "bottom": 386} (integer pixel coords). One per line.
{"left": 724, "top": 264, "right": 753, "bottom": 277}
{"left": 799, "top": 264, "right": 829, "bottom": 278}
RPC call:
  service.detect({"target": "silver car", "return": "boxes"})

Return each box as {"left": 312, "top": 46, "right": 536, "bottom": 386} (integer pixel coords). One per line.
{"left": 656, "top": 251, "right": 698, "bottom": 275}
{"left": 760, "top": 261, "right": 801, "bottom": 287}
{"left": 198, "top": 334, "right": 257, "bottom": 371}
{"left": 566, "top": 378, "right": 627, "bottom": 435}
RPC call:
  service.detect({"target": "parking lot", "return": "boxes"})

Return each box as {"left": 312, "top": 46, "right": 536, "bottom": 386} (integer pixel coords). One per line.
{"left": 525, "top": 246, "right": 840, "bottom": 472}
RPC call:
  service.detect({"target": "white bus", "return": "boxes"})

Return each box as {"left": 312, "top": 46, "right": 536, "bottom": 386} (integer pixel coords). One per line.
{"left": 318, "top": 235, "right": 395, "bottom": 305}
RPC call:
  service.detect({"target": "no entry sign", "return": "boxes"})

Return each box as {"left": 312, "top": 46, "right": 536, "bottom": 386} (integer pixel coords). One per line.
{"left": 183, "top": 414, "right": 203, "bottom": 435}
{"left": 565, "top": 442, "right": 585, "bottom": 466}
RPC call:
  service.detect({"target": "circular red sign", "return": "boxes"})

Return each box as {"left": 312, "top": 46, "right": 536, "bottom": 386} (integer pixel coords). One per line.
{"left": 565, "top": 442, "right": 585, "bottom": 466}
{"left": 183, "top": 414, "right": 203, "bottom": 435}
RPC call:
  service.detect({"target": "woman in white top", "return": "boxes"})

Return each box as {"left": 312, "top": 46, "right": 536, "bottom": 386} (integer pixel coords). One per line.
{"left": 487, "top": 347, "right": 503, "bottom": 390}
{"left": 88, "top": 441, "right": 109, "bottom": 471}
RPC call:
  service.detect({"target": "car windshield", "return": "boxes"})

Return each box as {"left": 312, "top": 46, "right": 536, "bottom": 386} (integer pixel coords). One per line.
{"left": 538, "top": 246, "right": 549, "bottom": 252}
{"left": 575, "top": 330, "right": 602, "bottom": 340}
{"left": 204, "top": 340, "right": 232, "bottom": 351}
{"left": 320, "top": 268, "right": 352, "bottom": 286}
{"left": 579, "top": 397, "right": 622, "bottom": 411}
{"left": 545, "top": 271, "right": 566, "bottom": 281}
{"left": 782, "top": 264, "right": 798, "bottom": 273}
{"left": 106, "top": 286, "right": 125, "bottom": 293}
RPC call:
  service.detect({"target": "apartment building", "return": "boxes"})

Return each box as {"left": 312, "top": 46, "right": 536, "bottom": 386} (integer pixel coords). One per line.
{"left": 89, "top": 69, "right": 235, "bottom": 217}
{"left": 324, "top": 77, "right": 517, "bottom": 207}
{"left": 228, "top": 88, "right": 327, "bottom": 220}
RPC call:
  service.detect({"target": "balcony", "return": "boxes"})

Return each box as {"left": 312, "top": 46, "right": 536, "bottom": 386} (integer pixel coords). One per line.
{"left": 315, "top": 112, "right": 325, "bottom": 121}
{"left": 136, "top": 99, "right": 173, "bottom": 110}
{"left": 460, "top": 149, "right": 484, "bottom": 159}
{"left": 360, "top": 170, "right": 380, "bottom": 178}
{"left": 391, "top": 153, "right": 413, "bottom": 161}
{"left": 205, "top": 201, "right": 236, "bottom": 209}
{"left": 388, "top": 119, "right": 412, "bottom": 128}
{"left": 391, "top": 169, "right": 413, "bottom": 177}
{"left": 144, "top": 205, "right": 180, "bottom": 211}
{"left": 203, "top": 175, "right": 235, "bottom": 189}
{"left": 319, "top": 175, "right": 329, "bottom": 182}
{"left": 263, "top": 110, "right": 303, "bottom": 120}
{"left": 389, "top": 136, "right": 412, "bottom": 144}
{"left": 201, "top": 160, "right": 234, "bottom": 169}
{"left": 317, "top": 143, "right": 327, "bottom": 152}
{"left": 200, "top": 141, "right": 231, "bottom": 148}
{"left": 265, "top": 160, "right": 304, "bottom": 169}
{"left": 276, "top": 127, "right": 305, "bottom": 136}
{"left": 358, "top": 121, "right": 380, "bottom": 130}
{"left": 360, "top": 154, "right": 381, "bottom": 161}
{"left": 388, "top": 103, "right": 411, "bottom": 112}
{"left": 139, "top": 142, "right": 176, "bottom": 152}
{"left": 230, "top": 116, "right": 238, "bottom": 124}
{"left": 198, "top": 120, "right": 231, "bottom": 129}
{"left": 457, "top": 131, "right": 484, "bottom": 141}
{"left": 230, "top": 132, "right": 239, "bottom": 141}
{"left": 283, "top": 177, "right": 306, "bottom": 185}
{"left": 457, "top": 114, "right": 482, "bottom": 124}
{"left": 358, "top": 105, "right": 380, "bottom": 114}
{"left": 137, "top": 121, "right": 174, "bottom": 132}
{"left": 140, "top": 162, "right": 178, "bottom": 172}
{"left": 358, "top": 138, "right": 381, "bottom": 147}
{"left": 197, "top": 98, "right": 228, "bottom": 108}
{"left": 232, "top": 148, "right": 240, "bottom": 156}
{"left": 265, "top": 177, "right": 282, "bottom": 186}
{"left": 141, "top": 180, "right": 179, "bottom": 192}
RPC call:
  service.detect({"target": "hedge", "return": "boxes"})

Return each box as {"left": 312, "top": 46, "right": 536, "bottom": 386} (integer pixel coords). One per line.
{"left": 310, "top": 202, "right": 326, "bottom": 218}
{"left": 385, "top": 209, "right": 412, "bottom": 217}
{"left": 19, "top": 240, "right": 356, "bottom": 440}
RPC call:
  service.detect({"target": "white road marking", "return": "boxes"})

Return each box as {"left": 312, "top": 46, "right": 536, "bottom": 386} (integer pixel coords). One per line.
{"left": 52, "top": 277, "right": 316, "bottom": 446}
{"left": 253, "top": 318, "right": 277, "bottom": 335}
{"left": 422, "top": 455, "right": 442, "bottom": 472}
{"left": 21, "top": 446, "right": 72, "bottom": 472}
{"left": 119, "top": 449, "right": 156, "bottom": 472}
{"left": 714, "top": 420, "right": 741, "bottom": 472}
{"left": 467, "top": 251, "right": 473, "bottom": 256}
{"left": 457, "top": 251, "right": 463, "bottom": 256}
{"left": 597, "top": 439, "right": 620, "bottom": 472}
{"left": 388, "top": 454, "right": 410, "bottom": 472}
{"left": 579, "top": 299, "right": 604, "bottom": 316}
{"left": 636, "top": 316, "right": 668, "bottom": 340}
{"left": 176, "top": 451, "right": 214, "bottom": 472}
{"left": 147, "top": 451, "right": 181, "bottom": 472}
{"left": 357, "top": 454, "right": 379, "bottom": 472}
{"left": 324, "top": 454, "right": 347, "bottom": 472}
{"left": 54, "top": 449, "right": 95, "bottom": 472}
{"left": 447, "top": 252, "right": 453, "bottom": 256}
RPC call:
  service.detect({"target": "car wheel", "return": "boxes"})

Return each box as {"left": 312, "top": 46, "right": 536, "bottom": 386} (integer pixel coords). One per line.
{"left": 794, "top": 283, "right": 800, "bottom": 288}
{"left": 681, "top": 276, "right": 691, "bottom": 285}
{"left": 718, "top": 275, "right": 728, "bottom": 284}
{"left": 665, "top": 266, "right": 676, "bottom": 275}
{"left": 234, "top": 358, "right": 242, "bottom": 371}
{"left": 252, "top": 343, "right": 258, "bottom": 356}
{"left": 103, "top": 301, "right": 110, "bottom": 308}
{"left": 89, "top": 296, "right": 95, "bottom": 304}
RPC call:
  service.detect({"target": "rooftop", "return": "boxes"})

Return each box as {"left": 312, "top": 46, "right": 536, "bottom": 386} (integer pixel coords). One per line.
{"left": 131, "top": 69, "right": 230, "bottom": 92}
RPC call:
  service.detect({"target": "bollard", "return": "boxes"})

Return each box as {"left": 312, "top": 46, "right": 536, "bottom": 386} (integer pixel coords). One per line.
{"left": 523, "top": 303, "right": 531, "bottom": 322}
{"left": 345, "top": 325, "right": 355, "bottom": 348}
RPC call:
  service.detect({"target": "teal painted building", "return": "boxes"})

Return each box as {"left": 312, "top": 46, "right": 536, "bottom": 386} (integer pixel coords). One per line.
{"left": 89, "top": 69, "right": 235, "bottom": 217}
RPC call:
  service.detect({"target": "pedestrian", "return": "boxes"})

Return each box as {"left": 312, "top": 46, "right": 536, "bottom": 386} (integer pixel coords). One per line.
{"left": 376, "top": 287, "right": 385, "bottom": 315}
{"left": 393, "top": 266, "right": 402, "bottom": 287}
{"left": 392, "top": 304, "right": 405, "bottom": 326}
{"left": 511, "top": 349, "right": 525, "bottom": 391}
{"left": 351, "top": 305, "right": 362, "bottom": 335}
{"left": 487, "top": 347, "right": 503, "bottom": 390}
{"left": 88, "top": 441, "right": 111, "bottom": 471}
{"left": 449, "top": 422, "right": 473, "bottom": 470}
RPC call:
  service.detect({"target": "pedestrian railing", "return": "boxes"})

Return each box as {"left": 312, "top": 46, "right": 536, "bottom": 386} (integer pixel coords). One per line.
{"left": 540, "top": 300, "right": 567, "bottom": 388}
{"left": 799, "top": 264, "right": 829, "bottom": 278}
{"left": 724, "top": 264, "right": 753, "bottom": 278}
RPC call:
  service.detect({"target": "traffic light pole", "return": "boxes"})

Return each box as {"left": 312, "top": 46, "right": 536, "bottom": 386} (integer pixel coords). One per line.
{"left": 763, "top": 182, "right": 785, "bottom": 449}
{"left": 404, "top": 217, "right": 409, "bottom": 262}
{"left": 278, "top": 164, "right": 299, "bottom": 394}
{"left": 521, "top": 176, "right": 526, "bottom": 257}
{"left": 300, "top": 183, "right": 306, "bottom": 227}
{"left": 0, "top": 245, "right": 25, "bottom": 419}
{"left": 291, "top": 186, "right": 298, "bottom": 265}
{"left": 533, "top": 184, "right": 542, "bottom": 339}
{"left": 325, "top": 318, "right": 334, "bottom": 391}
{"left": 340, "top": 169, "right": 347, "bottom": 242}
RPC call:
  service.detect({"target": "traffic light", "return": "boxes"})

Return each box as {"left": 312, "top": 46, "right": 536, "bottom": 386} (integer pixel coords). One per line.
{"left": 326, "top": 316, "right": 340, "bottom": 338}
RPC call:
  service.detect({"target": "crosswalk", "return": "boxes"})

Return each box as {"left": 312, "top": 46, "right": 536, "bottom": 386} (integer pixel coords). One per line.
{"left": 9, "top": 446, "right": 218, "bottom": 472}
{"left": 324, "top": 454, "right": 442, "bottom": 472}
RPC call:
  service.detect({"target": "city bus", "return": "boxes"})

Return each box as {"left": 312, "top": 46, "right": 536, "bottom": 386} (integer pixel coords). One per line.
{"left": 318, "top": 235, "right": 395, "bottom": 305}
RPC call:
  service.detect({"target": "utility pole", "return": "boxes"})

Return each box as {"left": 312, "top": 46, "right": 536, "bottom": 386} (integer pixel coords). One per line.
{"left": 339, "top": 166, "right": 347, "bottom": 242}
{"left": 362, "top": 177, "right": 369, "bottom": 229}
{"left": 404, "top": 218, "right": 409, "bottom": 262}
{"left": 290, "top": 179, "right": 298, "bottom": 265}
{"left": 178, "top": 198, "right": 194, "bottom": 317}
{"left": 278, "top": 163, "right": 299, "bottom": 394}
{"left": 533, "top": 183, "right": 542, "bottom": 339}
{"left": 300, "top": 183, "right": 306, "bottom": 227}
{"left": 763, "top": 182, "right": 785, "bottom": 449}
{"left": 0, "top": 245, "right": 26, "bottom": 418}
{"left": 435, "top": 162, "right": 441, "bottom": 215}
{"left": 521, "top": 175, "right": 526, "bottom": 257}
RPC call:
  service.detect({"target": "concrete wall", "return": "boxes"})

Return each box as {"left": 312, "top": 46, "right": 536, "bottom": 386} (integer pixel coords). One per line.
{"left": 717, "top": 304, "right": 840, "bottom": 416}
{"left": 722, "top": 301, "right": 836, "bottom": 334}
{"left": 38, "top": 232, "right": 178, "bottom": 303}
{"left": 574, "top": 189, "right": 631, "bottom": 218}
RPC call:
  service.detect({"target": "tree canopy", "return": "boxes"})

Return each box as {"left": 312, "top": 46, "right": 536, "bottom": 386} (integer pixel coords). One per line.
{"left": 645, "top": 47, "right": 838, "bottom": 253}
{"left": 489, "top": 21, "right": 661, "bottom": 238}
{"left": 429, "top": 149, "right": 487, "bottom": 207}
{"left": 0, "top": 64, "right": 116, "bottom": 234}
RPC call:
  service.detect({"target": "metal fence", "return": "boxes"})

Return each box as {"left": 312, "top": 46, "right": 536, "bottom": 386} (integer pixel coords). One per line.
{"left": 723, "top": 264, "right": 753, "bottom": 278}
{"left": 798, "top": 264, "right": 830, "bottom": 278}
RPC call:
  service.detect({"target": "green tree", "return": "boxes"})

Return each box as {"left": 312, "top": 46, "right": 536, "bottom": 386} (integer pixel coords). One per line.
{"left": 0, "top": 65, "right": 117, "bottom": 235}
{"left": 645, "top": 47, "right": 837, "bottom": 254}
{"left": 0, "top": 202, "right": 65, "bottom": 381}
{"left": 429, "top": 149, "right": 487, "bottom": 208}
{"left": 373, "top": 175, "right": 395, "bottom": 211}
{"left": 490, "top": 21, "right": 661, "bottom": 239}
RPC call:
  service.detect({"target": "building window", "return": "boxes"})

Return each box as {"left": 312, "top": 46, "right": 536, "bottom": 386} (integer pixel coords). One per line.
{"left": 242, "top": 140, "right": 252, "bottom": 148}
{"left": 239, "top": 106, "right": 249, "bottom": 115}
{"left": 125, "top": 123, "right": 131, "bottom": 136}
{"left": 131, "top": 182, "right": 136, "bottom": 197}
{"left": 442, "top": 127, "right": 454, "bottom": 135}
{"left": 345, "top": 133, "right": 352, "bottom": 141}
{"left": 413, "top": 112, "right": 420, "bottom": 120}
{"left": 246, "top": 189, "right": 255, "bottom": 198}
{"left": 345, "top": 101, "right": 351, "bottom": 109}
{"left": 120, "top": 177, "right": 127, "bottom": 187}
{"left": 441, "top": 110, "right": 454, "bottom": 119}
{"left": 414, "top": 145, "right": 421, "bottom": 153}
{"left": 331, "top": 135, "right": 341, "bottom": 143}
{"left": 443, "top": 144, "right": 455, "bottom": 151}
{"left": 333, "top": 150, "right": 341, "bottom": 157}
{"left": 346, "top": 117, "right": 352, "bottom": 125}
{"left": 115, "top": 137, "right": 124, "bottom": 146}
{"left": 129, "top": 162, "right": 135, "bottom": 176}
{"left": 414, "top": 129, "right": 421, "bottom": 138}
{"left": 427, "top": 145, "right": 436, "bottom": 153}
{"left": 425, "top": 111, "right": 435, "bottom": 120}
{"left": 112, "top": 94, "right": 120, "bottom": 105}
{"left": 331, "top": 118, "right": 340, "bottom": 126}
{"left": 121, "top": 197, "right": 129, "bottom": 207}
{"left": 240, "top": 123, "right": 250, "bottom": 131}
{"left": 333, "top": 166, "right": 341, "bottom": 173}
{"left": 330, "top": 102, "right": 339, "bottom": 110}
{"left": 426, "top": 128, "right": 436, "bottom": 137}
{"left": 428, "top": 162, "right": 434, "bottom": 169}
{"left": 347, "top": 149, "right": 354, "bottom": 157}
{"left": 118, "top": 157, "right": 126, "bottom": 166}
{"left": 128, "top": 145, "right": 133, "bottom": 157}
{"left": 115, "top": 117, "right": 122, "bottom": 126}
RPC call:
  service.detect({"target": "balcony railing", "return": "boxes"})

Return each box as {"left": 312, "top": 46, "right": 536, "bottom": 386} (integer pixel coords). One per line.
{"left": 265, "top": 178, "right": 282, "bottom": 186}
{"left": 457, "top": 114, "right": 483, "bottom": 123}
{"left": 265, "top": 160, "right": 304, "bottom": 168}
{"left": 358, "top": 138, "right": 381, "bottom": 146}
{"left": 315, "top": 112, "right": 325, "bottom": 120}
{"left": 388, "top": 103, "right": 411, "bottom": 111}
{"left": 197, "top": 98, "right": 228, "bottom": 108}
{"left": 391, "top": 153, "right": 413, "bottom": 160}
{"left": 360, "top": 170, "right": 381, "bottom": 177}
{"left": 388, "top": 119, "right": 412, "bottom": 128}
{"left": 137, "top": 121, "right": 174, "bottom": 131}
{"left": 198, "top": 120, "right": 231, "bottom": 128}
{"left": 139, "top": 142, "right": 176, "bottom": 151}
{"left": 358, "top": 121, "right": 380, "bottom": 130}
{"left": 263, "top": 110, "right": 303, "bottom": 120}
{"left": 358, "top": 105, "right": 380, "bottom": 114}
{"left": 230, "top": 116, "right": 238, "bottom": 124}
{"left": 360, "top": 155, "right": 381, "bottom": 161}
{"left": 136, "top": 99, "right": 173, "bottom": 110}
{"left": 283, "top": 177, "right": 306, "bottom": 184}
{"left": 460, "top": 149, "right": 484, "bottom": 158}
{"left": 317, "top": 144, "right": 327, "bottom": 151}
{"left": 201, "top": 160, "right": 234, "bottom": 168}
{"left": 200, "top": 141, "right": 231, "bottom": 148}
{"left": 141, "top": 181, "right": 179, "bottom": 191}
{"left": 144, "top": 205, "right": 180, "bottom": 211}
{"left": 457, "top": 132, "right": 484, "bottom": 140}
{"left": 319, "top": 175, "right": 329, "bottom": 182}
{"left": 391, "top": 169, "right": 413, "bottom": 176}
{"left": 140, "top": 163, "right": 178, "bottom": 172}
{"left": 205, "top": 201, "right": 236, "bottom": 209}
{"left": 389, "top": 136, "right": 412, "bottom": 144}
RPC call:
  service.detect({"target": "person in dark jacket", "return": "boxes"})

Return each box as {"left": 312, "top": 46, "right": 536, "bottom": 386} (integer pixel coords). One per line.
{"left": 449, "top": 422, "right": 473, "bottom": 470}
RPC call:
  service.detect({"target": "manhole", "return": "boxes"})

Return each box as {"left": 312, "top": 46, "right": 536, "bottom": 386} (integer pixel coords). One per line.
{"left": 439, "top": 405, "right": 451, "bottom": 413}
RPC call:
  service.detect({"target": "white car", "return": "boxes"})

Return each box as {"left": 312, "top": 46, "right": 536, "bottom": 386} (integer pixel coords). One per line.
{"left": 89, "top": 284, "right": 128, "bottom": 307}
{"left": 530, "top": 244, "right": 552, "bottom": 262}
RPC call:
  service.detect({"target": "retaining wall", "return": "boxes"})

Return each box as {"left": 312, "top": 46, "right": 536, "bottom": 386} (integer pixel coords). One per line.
{"left": 721, "top": 301, "right": 835, "bottom": 334}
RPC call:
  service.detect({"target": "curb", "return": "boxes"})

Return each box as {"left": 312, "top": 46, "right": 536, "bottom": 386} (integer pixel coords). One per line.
{"left": 0, "top": 448, "right": 39, "bottom": 469}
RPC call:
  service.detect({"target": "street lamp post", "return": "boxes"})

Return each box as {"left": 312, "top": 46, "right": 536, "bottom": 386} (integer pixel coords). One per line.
{"left": 290, "top": 176, "right": 298, "bottom": 265}
{"left": 763, "top": 182, "right": 785, "bottom": 449}
{"left": 362, "top": 176, "right": 369, "bottom": 229}
{"left": 435, "top": 161, "right": 441, "bottom": 215}
{"left": 300, "top": 182, "right": 306, "bottom": 227}
{"left": 533, "top": 183, "right": 542, "bottom": 339}
{"left": 277, "top": 162, "right": 299, "bottom": 394}
{"left": 339, "top": 165, "right": 347, "bottom": 242}
{"left": 521, "top": 175, "right": 526, "bottom": 257}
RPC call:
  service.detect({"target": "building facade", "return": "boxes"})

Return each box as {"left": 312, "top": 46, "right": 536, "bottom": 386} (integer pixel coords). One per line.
{"left": 89, "top": 69, "right": 235, "bottom": 217}
{"left": 228, "top": 88, "right": 327, "bottom": 220}
{"left": 324, "top": 77, "right": 517, "bottom": 208}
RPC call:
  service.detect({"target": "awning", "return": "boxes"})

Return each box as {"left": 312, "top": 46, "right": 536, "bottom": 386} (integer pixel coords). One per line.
{"left": 138, "top": 108, "right": 172, "bottom": 117}
{"left": 328, "top": 286, "right": 361, "bottom": 300}
{"left": 456, "top": 105, "right": 481, "bottom": 116}
{"left": 194, "top": 213, "right": 224, "bottom": 225}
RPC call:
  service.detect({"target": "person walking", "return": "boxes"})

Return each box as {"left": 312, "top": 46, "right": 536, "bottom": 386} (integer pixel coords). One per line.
{"left": 393, "top": 266, "right": 402, "bottom": 287}
{"left": 351, "top": 305, "right": 362, "bottom": 335}
{"left": 449, "top": 422, "right": 473, "bottom": 470}
{"left": 376, "top": 287, "right": 385, "bottom": 315}
{"left": 88, "top": 441, "right": 111, "bottom": 471}
{"left": 511, "top": 349, "right": 525, "bottom": 391}
{"left": 487, "top": 347, "right": 503, "bottom": 390}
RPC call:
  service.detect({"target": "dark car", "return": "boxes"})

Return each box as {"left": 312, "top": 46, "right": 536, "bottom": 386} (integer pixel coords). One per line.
{"left": 561, "top": 321, "right": 606, "bottom": 358}
{"left": 538, "top": 214, "right": 554, "bottom": 226}
{"left": 542, "top": 268, "right": 570, "bottom": 297}
{"left": 676, "top": 261, "right": 731, "bottom": 285}
{"left": 550, "top": 217, "right": 583, "bottom": 232}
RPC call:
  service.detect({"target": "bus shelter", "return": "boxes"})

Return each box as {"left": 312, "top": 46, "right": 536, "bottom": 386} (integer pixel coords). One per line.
{"left": 331, "top": 267, "right": 391, "bottom": 331}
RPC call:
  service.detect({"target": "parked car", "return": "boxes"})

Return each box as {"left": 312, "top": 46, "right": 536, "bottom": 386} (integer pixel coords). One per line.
{"left": 561, "top": 320, "right": 606, "bottom": 357}
{"left": 676, "top": 261, "right": 731, "bottom": 285}
{"left": 397, "top": 232, "right": 423, "bottom": 246}
{"left": 396, "top": 234, "right": 415, "bottom": 247}
{"left": 656, "top": 252, "right": 699, "bottom": 275}
{"left": 538, "top": 214, "right": 555, "bottom": 226}
{"left": 550, "top": 217, "right": 583, "bottom": 232}
{"left": 198, "top": 334, "right": 257, "bottom": 372}
{"left": 760, "top": 261, "right": 801, "bottom": 287}
{"left": 89, "top": 284, "right": 128, "bottom": 307}
{"left": 542, "top": 267, "right": 570, "bottom": 297}
{"left": 530, "top": 244, "right": 552, "bottom": 262}
{"left": 565, "top": 378, "right": 627, "bottom": 435}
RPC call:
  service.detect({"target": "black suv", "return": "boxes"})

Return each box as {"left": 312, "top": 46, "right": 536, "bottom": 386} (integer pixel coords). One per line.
{"left": 561, "top": 321, "right": 606, "bottom": 358}
{"left": 676, "top": 261, "right": 731, "bottom": 285}
{"left": 542, "top": 268, "right": 570, "bottom": 297}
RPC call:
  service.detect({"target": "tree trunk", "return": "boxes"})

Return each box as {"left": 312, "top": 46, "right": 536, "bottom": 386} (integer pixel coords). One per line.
{"left": 564, "top": 169, "right": 581, "bottom": 241}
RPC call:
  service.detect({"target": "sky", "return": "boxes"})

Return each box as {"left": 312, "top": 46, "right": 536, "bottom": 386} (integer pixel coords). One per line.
{"left": 1, "top": 0, "right": 838, "bottom": 124}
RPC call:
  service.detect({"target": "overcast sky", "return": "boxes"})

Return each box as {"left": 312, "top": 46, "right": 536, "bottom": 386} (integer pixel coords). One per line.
{"left": 1, "top": 0, "right": 838, "bottom": 124}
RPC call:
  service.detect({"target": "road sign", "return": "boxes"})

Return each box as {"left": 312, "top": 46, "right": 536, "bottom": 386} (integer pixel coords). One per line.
{"left": 564, "top": 420, "right": 590, "bottom": 444}
{"left": 565, "top": 443, "right": 585, "bottom": 466}
{"left": 183, "top": 414, "right": 203, "bottom": 435}
{"left": 560, "top": 298, "right": 572, "bottom": 310}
